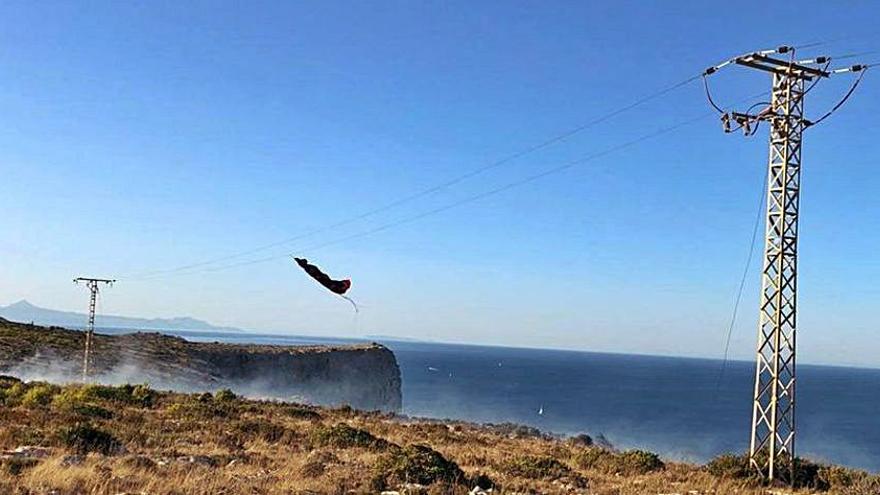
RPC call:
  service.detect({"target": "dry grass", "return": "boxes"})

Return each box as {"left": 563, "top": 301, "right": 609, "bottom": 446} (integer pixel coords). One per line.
{"left": 0, "top": 378, "right": 875, "bottom": 494}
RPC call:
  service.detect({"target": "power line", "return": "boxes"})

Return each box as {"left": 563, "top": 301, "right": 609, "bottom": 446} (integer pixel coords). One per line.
{"left": 122, "top": 73, "right": 703, "bottom": 281}
{"left": 795, "top": 32, "right": 880, "bottom": 50}
{"left": 714, "top": 165, "right": 767, "bottom": 395}
{"left": 131, "top": 91, "right": 769, "bottom": 281}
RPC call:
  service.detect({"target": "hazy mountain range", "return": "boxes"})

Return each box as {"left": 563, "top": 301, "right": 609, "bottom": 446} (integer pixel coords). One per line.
{"left": 0, "top": 300, "right": 244, "bottom": 333}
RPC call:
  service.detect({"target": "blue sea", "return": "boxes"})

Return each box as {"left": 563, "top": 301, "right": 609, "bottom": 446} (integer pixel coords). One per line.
{"left": 105, "top": 328, "right": 880, "bottom": 472}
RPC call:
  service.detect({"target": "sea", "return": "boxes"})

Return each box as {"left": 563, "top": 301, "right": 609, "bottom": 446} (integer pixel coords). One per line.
{"left": 101, "top": 328, "right": 880, "bottom": 472}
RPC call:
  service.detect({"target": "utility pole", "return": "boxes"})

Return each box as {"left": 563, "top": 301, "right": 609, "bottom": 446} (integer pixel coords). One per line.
{"left": 703, "top": 46, "right": 869, "bottom": 482}
{"left": 73, "top": 277, "right": 115, "bottom": 381}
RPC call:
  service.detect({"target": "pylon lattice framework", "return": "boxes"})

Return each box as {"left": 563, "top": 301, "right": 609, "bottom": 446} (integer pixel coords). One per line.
{"left": 749, "top": 70, "right": 804, "bottom": 481}
{"left": 701, "top": 45, "right": 872, "bottom": 483}
{"left": 74, "top": 277, "right": 115, "bottom": 381}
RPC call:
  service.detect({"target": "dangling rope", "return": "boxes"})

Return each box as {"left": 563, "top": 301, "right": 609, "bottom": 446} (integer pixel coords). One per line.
{"left": 340, "top": 295, "right": 359, "bottom": 313}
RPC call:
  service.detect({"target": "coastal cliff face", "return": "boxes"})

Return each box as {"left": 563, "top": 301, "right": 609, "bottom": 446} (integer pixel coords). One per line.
{"left": 0, "top": 317, "right": 401, "bottom": 412}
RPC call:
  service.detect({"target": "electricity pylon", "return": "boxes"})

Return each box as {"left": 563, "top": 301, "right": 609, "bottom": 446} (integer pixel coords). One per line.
{"left": 74, "top": 277, "right": 115, "bottom": 381}
{"left": 703, "top": 46, "right": 869, "bottom": 482}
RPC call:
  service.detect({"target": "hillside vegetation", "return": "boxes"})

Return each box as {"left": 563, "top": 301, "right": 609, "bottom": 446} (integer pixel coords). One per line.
{"left": 0, "top": 318, "right": 401, "bottom": 412}
{"left": 0, "top": 379, "right": 878, "bottom": 494}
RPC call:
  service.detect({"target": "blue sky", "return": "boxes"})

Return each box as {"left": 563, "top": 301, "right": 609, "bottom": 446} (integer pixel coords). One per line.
{"left": 1, "top": 1, "right": 878, "bottom": 366}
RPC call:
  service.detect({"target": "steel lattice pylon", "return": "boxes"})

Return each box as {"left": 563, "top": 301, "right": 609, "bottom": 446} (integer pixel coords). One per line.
{"left": 748, "top": 71, "right": 805, "bottom": 481}
{"left": 74, "top": 277, "right": 115, "bottom": 381}
{"left": 700, "top": 46, "right": 865, "bottom": 482}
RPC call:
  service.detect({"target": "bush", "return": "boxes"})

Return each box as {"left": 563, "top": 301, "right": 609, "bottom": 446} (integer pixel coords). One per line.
{"left": 791, "top": 457, "right": 824, "bottom": 489}
{"left": 166, "top": 397, "right": 237, "bottom": 420}
{"left": 618, "top": 450, "right": 664, "bottom": 475}
{"left": 20, "top": 383, "right": 59, "bottom": 408}
{"left": 84, "top": 384, "right": 156, "bottom": 407}
{"left": 487, "top": 422, "right": 547, "bottom": 439}
{"left": 0, "top": 382, "right": 29, "bottom": 406}
{"left": 568, "top": 433, "right": 593, "bottom": 447}
{"left": 377, "top": 444, "right": 465, "bottom": 486}
{"left": 501, "top": 455, "right": 571, "bottom": 479}
{"left": 234, "top": 419, "right": 297, "bottom": 444}
{"left": 706, "top": 453, "right": 753, "bottom": 479}
{"left": 311, "top": 423, "right": 391, "bottom": 450}
{"left": 284, "top": 406, "right": 322, "bottom": 421}
{"left": 214, "top": 389, "right": 237, "bottom": 402}
{"left": 58, "top": 423, "right": 123, "bottom": 455}
{"left": 52, "top": 387, "right": 114, "bottom": 418}
{"left": 130, "top": 384, "right": 155, "bottom": 407}
{"left": 72, "top": 404, "right": 114, "bottom": 419}
{"left": 817, "top": 465, "right": 870, "bottom": 490}
{"left": 706, "top": 451, "right": 831, "bottom": 489}
{"left": 574, "top": 448, "right": 664, "bottom": 475}
{"left": 299, "top": 451, "right": 339, "bottom": 478}
{"left": 1, "top": 458, "right": 38, "bottom": 476}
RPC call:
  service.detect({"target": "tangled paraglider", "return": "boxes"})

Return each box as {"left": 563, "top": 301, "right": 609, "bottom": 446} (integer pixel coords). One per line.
{"left": 292, "top": 257, "right": 358, "bottom": 312}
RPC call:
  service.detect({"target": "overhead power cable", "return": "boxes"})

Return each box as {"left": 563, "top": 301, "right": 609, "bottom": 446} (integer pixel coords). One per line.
{"left": 131, "top": 90, "right": 770, "bottom": 281}
{"left": 714, "top": 165, "right": 767, "bottom": 394}
{"left": 808, "top": 65, "right": 870, "bottom": 128}
{"left": 122, "top": 73, "right": 703, "bottom": 281}
{"left": 794, "top": 32, "right": 880, "bottom": 50}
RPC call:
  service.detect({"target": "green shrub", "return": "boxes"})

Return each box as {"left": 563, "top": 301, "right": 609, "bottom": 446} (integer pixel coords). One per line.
{"left": 71, "top": 404, "right": 114, "bottom": 419}
{"left": 0, "top": 382, "right": 29, "bottom": 406}
{"left": 1, "top": 457, "right": 38, "bottom": 476}
{"left": 299, "top": 451, "right": 339, "bottom": 478}
{"left": 130, "top": 384, "right": 155, "bottom": 407}
{"left": 58, "top": 423, "right": 123, "bottom": 455}
{"left": 618, "top": 450, "right": 664, "bottom": 475}
{"left": 791, "top": 457, "right": 824, "bottom": 489}
{"left": 573, "top": 448, "right": 664, "bottom": 475}
{"left": 214, "top": 389, "right": 237, "bottom": 402}
{"left": 568, "top": 433, "right": 593, "bottom": 447}
{"left": 707, "top": 450, "right": 827, "bottom": 489}
{"left": 0, "top": 376, "right": 22, "bottom": 389}
{"left": 76, "top": 383, "right": 155, "bottom": 407}
{"left": 284, "top": 406, "right": 322, "bottom": 421}
{"left": 311, "top": 423, "right": 391, "bottom": 450}
{"left": 377, "top": 444, "right": 465, "bottom": 486}
{"left": 52, "top": 387, "right": 113, "bottom": 418}
{"left": 166, "top": 397, "right": 237, "bottom": 420}
{"left": 235, "top": 419, "right": 297, "bottom": 444}
{"left": 817, "top": 465, "right": 865, "bottom": 489}
{"left": 501, "top": 455, "right": 571, "bottom": 479}
{"left": 706, "top": 453, "right": 753, "bottom": 479}
{"left": 20, "top": 383, "right": 59, "bottom": 408}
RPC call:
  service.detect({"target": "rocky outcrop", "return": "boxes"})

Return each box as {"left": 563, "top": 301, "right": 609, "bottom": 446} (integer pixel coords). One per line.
{"left": 0, "top": 319, "right": 401, "bottom": 412}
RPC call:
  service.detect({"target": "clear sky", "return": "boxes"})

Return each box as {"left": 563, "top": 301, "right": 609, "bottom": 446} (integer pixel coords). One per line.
{"left": 1, "top": 1, "right": 878, "bottom": 367}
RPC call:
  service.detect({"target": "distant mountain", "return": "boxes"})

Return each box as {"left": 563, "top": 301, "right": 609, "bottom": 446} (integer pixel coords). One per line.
{"left": 0, "top": 300, "right": 244, "bottom": 333}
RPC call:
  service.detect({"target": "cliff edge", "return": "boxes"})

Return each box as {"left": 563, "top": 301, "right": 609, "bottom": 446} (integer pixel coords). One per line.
{"left": 0, "top": 318, "right": 401, "bottom": 412}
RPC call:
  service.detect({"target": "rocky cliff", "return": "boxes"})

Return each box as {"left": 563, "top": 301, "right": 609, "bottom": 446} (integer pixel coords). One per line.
{"left": 0, "top": 317, "right": 401, "bottom": 411}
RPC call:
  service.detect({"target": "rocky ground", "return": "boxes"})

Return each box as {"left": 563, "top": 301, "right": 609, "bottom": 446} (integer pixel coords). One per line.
{"left": 0, "top": 378, "right": 878, "bottom": 494}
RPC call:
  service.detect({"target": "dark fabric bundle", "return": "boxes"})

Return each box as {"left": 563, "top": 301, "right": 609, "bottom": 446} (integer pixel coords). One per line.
{"left": 293, "top": 258, "right": 351, "bottom": 295}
